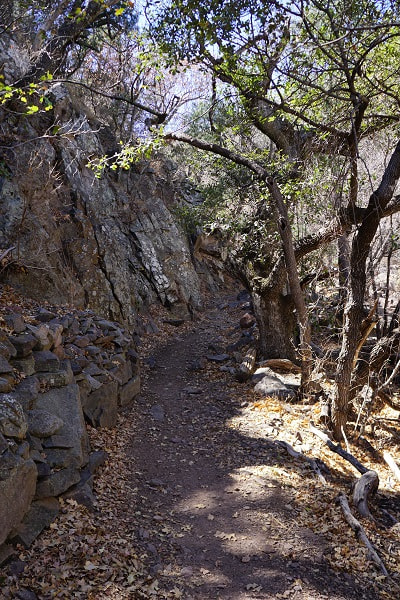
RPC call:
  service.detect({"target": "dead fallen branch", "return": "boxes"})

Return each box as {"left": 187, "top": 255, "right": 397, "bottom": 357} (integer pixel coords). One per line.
{"left": 0, "top": 246, "right": 16, "bottom": 263}
{"left": 376, "top": 389, "right": 400, "bottom": 411}
{"left": 337, "top": 492, "right": 388, "bottom": 576}
{"left": 310, "top": 424, "right": 381, "bottom": 520}
{"left": 352, "top": 470, "right": 379, "bottom": 520}
{"left": 276, "top": 439, "right": 328, "bottom": 484}
{"left": 309, "top": 423, "right": 367, "bottom": 474}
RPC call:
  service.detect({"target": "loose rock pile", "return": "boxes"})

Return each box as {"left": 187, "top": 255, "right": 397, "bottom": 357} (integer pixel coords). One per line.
{"left": 0, "top": 305, "right": 140, "bottom": 562}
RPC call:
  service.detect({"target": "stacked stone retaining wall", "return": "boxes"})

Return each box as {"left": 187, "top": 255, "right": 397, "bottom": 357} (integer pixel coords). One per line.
{"left": 0, "top": 304, "right": 139, "bottom": 562}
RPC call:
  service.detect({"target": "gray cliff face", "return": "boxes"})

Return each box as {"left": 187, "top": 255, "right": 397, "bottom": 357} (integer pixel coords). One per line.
{"left": 0, "top": 57, "right": 202, "bottom": 323}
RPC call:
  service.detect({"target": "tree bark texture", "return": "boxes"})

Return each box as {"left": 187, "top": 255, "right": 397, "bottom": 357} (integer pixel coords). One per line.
{"left": 333, "top": 139, "right": 400, "bottom": 439}
{"left": 338, "top": 233, "right": 351, "bottom": 304}
{"left": 252, "top": 288, "right": 296, "bottom": 360}
{"left": 268, "top": 180, "right": 313, "bottom": 395}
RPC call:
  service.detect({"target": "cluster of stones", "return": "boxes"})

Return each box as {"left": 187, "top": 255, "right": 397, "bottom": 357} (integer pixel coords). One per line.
{"left": 0, "top": 306, "right": 140, "bottom": 562}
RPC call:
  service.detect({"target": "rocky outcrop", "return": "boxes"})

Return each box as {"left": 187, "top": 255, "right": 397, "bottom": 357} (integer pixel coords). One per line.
{"left": 0, "top": 303, "right": 140, "bottom": 559}
{"left": 0, "top": 34, "right": 203, "bottom": 326}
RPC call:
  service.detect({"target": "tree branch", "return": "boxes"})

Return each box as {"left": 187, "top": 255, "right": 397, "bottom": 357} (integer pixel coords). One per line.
{"left": 53, "top": 78, "right": 167, "bottom": 121}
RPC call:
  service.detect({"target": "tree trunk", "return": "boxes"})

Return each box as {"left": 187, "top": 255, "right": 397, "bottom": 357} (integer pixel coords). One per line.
{"left": 252, "top": 287, "right": 297, "bottom": 361}
{"left": 351, "top": 328, "right": 400, "bottom": 399}
{"left": 333, "top": 139, "right": 400, "bottom": 439}
{"left": 269, "top": 180, "right": 313, "bottom": 395}
{"left": 338, "top": 233, "right": 350, "bottom": 305}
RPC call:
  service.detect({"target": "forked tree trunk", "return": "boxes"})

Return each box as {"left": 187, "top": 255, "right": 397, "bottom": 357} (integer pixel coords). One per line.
{"left": 333, "top": 139, "right": 400, "bottom": 440}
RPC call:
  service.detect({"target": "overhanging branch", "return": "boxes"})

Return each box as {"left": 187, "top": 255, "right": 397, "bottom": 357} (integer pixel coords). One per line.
{"left": 164, "top": 132, "right": 400, "bottom": 262}
{"left": 53, "top": 79, "right": 167, "bottom": 122}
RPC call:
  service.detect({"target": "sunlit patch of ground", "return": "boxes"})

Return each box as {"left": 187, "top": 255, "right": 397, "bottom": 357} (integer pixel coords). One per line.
{"left": 227, "top": 395, "right": 400, "bottom": 597}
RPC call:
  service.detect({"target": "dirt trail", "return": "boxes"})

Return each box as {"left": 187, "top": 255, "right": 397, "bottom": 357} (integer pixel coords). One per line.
{"left": 3, "top": 287, "right": 386, "bottom": 599}
{"left": 128, "top": 290, "right": 379, "bottom": 600}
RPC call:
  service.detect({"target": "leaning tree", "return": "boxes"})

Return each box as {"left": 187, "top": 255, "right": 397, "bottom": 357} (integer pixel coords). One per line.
{"left": 143, "top": 0, "right": 400, "bottom": 438}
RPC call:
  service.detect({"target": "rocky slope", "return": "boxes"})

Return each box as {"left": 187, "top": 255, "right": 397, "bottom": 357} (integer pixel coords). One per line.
{"left": 0, "top": 32, "right": 217, "bottom": 566}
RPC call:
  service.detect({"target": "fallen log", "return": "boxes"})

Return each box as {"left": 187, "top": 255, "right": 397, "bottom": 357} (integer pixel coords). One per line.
{"left": 310, "top": 424, "right": 380, "bottom": 521}
{"left": 337, "top": 492, "right": 389, "bottom": 576}
{"left": 258, "top": 358, "right": 301, "bottom": 373}
{"left": 376, "top": 389, "right": 400, "bottom": 411}
{"left": 235, "top": 347, "right": 257, "bottom": 382}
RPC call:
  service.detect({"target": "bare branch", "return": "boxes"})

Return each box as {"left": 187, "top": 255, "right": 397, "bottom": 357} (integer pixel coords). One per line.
{"left": 53, "top": 79, "right": 167, "bottom": 121}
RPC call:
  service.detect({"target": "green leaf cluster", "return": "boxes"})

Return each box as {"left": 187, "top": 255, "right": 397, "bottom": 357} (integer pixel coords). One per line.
{"left": 0, "top": 72, "right": 54, "bottom": 115}
{"left": 87, "top": 135, "right": 166, "bottom": 178}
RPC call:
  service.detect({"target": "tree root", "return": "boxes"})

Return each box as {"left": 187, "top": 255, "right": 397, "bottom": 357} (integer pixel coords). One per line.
{"left": 337, "top": 492, "right": 389, "bottom": 576}
{"left": 352, "top": 470, "right": 379, "bottom": 521}
{"left": 310, "top": 423, "right": 381, "bottom": 522}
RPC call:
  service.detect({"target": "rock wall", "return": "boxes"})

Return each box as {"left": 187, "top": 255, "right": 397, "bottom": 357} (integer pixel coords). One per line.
{"left": 0, "top": 301, "right": 140, "bottom": 560}
{"left": 0, "top": 33, "right": 203, "bottom": 325}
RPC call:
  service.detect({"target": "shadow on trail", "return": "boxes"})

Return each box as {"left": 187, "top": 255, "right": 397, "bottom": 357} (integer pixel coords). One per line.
{"left": 129, "top": 312, "right": 392, "bottom": 600}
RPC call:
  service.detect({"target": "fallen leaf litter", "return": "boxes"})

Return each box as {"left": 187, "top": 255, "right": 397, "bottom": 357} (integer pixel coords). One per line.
{"left": 2, "top": 285, "right": 400, "bottom": 599}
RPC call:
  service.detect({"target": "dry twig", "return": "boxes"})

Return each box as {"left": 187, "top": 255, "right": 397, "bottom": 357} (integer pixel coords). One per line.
{"left": 383, "top": 451, "right": 400, "bottom": 485}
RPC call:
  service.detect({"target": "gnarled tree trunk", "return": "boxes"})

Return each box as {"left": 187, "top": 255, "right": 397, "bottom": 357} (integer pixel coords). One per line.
{"left": 333, "top": 139, "right": 400, "bottom": 439}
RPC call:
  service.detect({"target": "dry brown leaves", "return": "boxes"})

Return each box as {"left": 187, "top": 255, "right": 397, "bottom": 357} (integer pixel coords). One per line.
{"left": 2, "top": 417, "right": 175, "bottom": 599}
{"left": 227, "top": 394, "right": 400, "bottom": 599}
{"left": 2, "top": 286, "right": 400, "bottom": 599}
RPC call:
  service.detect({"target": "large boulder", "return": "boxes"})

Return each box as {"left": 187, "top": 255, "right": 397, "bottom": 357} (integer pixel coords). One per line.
{"left": 252, "top": 368, "right": 296, "bottom": 400}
